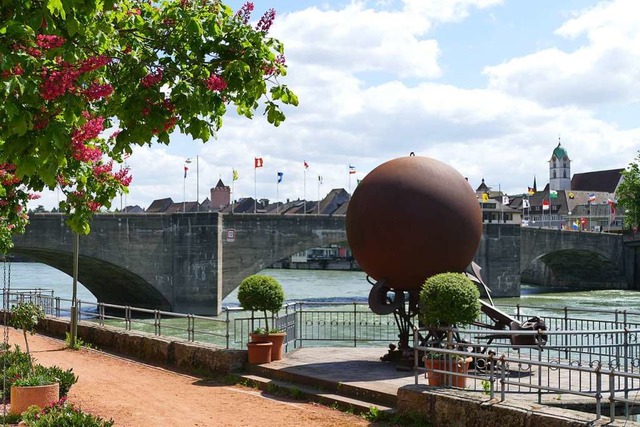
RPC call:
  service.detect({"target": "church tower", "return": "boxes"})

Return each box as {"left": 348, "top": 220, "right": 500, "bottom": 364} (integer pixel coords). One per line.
{"left": 549, "top": 140, "right": 571, "bottom": 191}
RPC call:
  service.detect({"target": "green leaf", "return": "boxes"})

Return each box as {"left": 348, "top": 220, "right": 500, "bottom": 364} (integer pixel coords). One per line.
{"left": 67, "top": 16, "right": 79, "bottom": 37}
{"left": 47, "top": 0, "right": 66, "bottom": 19}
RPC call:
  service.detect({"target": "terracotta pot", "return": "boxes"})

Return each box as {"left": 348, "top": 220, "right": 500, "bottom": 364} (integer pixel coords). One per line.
{"left": 251, "top": 332, "right": 287, "bottom": 361}
{"left": 247, "top": 341, "right": 273, "bottom": 364}
{"left": 10, "top": 382, "right": 60, "bottom": 415}
{"left": 422, "top": 357, "right": 472, "bottom": 388}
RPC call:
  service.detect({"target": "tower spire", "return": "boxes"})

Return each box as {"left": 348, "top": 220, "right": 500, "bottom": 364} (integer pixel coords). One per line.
{"left": 533, "top": 175, "right": 537, "bottom": 192}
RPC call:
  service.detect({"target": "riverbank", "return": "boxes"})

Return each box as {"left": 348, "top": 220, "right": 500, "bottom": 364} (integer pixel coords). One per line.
{"left": 270, "top": 259, "right": 360, "bottom": 271}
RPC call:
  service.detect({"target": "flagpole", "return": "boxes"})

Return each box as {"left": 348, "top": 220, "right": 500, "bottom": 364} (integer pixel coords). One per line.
{"left": 303, "top": 167, "right": 307, "bottom": 214}
{"left": 317, "top": 176, "right": 321, "bottom": 214}
{"left": 254, "top": 164, "right": 257, "bottom": 214}
{"left": 348, "top": 168, "right": 351, "bottom": 198}
{"left": 232, "top": 171, "right": 235, "bottom": 214}
{"left": 276, "top": 176, "right": 279, "bottom": 214}
{"left": 196, "top": 156, "right": 199, "bottom": 212}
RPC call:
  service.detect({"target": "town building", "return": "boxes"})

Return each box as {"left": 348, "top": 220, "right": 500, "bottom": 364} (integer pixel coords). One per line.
{"left": 517, "top": 143, "right": 623, "bottom": 231}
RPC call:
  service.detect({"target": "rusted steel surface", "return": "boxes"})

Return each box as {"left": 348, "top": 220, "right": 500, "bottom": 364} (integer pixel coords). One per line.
{"left": 346, "top": 155, "right": 482, "bottom": 291}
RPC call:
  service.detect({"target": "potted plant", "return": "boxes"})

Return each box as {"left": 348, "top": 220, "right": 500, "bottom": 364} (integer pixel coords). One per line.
{"left": 237, "top": 274, "right": 286, "bottom": 363}
{"left": 418, "top": 272, "right": 481, "bottom": 388}
{"left": 8, "top": 301, "right": 60, "bottom": 414}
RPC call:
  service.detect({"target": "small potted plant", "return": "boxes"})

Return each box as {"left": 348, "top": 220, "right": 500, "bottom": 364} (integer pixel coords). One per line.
{"left": 8, "top": 301, "right": 60, "bottom": 414}
{"left": 419, "top": 272, "right": 481, "bottom": 388}
{"left": 237, "top": 274, "right": 286, "bottom": 363}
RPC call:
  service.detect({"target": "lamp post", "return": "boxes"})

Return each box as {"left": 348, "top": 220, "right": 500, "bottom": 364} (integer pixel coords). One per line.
{"left": 183, "top": 156, "right": 199, "bottom": 212}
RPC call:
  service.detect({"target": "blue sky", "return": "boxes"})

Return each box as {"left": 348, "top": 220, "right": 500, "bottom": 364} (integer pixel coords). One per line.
{"left": 34, "top": 0, "right": 640, "bottom": 210}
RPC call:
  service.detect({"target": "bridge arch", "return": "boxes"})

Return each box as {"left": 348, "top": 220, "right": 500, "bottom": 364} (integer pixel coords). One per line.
{"left": 219, "top": 214, "right": 347, "bottom": 298}
{"left": 520, "top": 228, "right": 626, "bottom": 290}
{"left": 10, "top": 247, "right": 171, "bottom": 309}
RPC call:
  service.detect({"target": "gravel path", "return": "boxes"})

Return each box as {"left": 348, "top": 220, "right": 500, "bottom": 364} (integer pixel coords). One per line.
{"left": 2, "top": 329, "right": 372, "bottom": 427}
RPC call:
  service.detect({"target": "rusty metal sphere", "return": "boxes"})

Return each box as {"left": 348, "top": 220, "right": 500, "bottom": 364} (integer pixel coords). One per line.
{"left": 346, "top": 156, "right": 482, "bottom": 291}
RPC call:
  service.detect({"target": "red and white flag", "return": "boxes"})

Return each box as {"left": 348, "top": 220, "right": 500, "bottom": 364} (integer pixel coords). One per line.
{"left": 304, "top": 160, "right": 309, "bottom": 170}
{"left": 184, "top": 166, "right": 188, "bottom": 178}
{"left": 254, "top": 157, "right": 264, "bottom": 168}
{"left": 542, "top": 200, "right": 550, "bottom": 211}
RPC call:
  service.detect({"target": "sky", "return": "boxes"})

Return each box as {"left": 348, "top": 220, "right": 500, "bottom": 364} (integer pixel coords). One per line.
{"left": 33, "top": 0, "right": 640, "bottom": 210}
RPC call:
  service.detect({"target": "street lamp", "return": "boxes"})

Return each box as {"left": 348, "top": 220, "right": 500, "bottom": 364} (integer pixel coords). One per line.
{"left": 183, "top": 156, "right": 200, "bottom": 212}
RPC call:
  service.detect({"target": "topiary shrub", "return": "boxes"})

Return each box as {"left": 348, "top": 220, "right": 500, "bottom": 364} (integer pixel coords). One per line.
{"left": 419, "top": 272, "right": 480, "bottom": 327}
{"left": 237, "top": 274, "right": 285, "bottom": 333}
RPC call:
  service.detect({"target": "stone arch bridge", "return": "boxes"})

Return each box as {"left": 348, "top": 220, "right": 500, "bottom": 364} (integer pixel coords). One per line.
{"left": 9, "top": 213, "right": 638, "bottom": 315}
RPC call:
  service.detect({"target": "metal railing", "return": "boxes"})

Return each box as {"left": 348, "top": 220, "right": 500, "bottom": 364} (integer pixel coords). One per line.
{"left": 413, "top": 325, "right": 640, "bottom": 422}
{"left": 4, "top": 288, "right": 640, "bottom": 421}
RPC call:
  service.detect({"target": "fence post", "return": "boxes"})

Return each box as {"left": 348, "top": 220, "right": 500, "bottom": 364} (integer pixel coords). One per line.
{"left": 353, "top": 302, "right": 357, "bottom": 348}
{"left": 623, "top": 323, "right": 629, "bottom": 418}
{"left": 413, "top": 327, "right": 419, "bottom": 386}
{"left": 500, "top": 355, "right": 506, "bottom": 401}
{"left": 489, "top": 352, "right": 495, "bottom": 400}
{"left": 98, "top": 303, "right": 104, "bottom": 326}
{"left": 154, "top": 310, "right": 160, "bottom": 336}
{"left": 595, "top": 363, "right": 602, "bottom": 420}
{"left": 609, "top": 371, "right": 616, "bottom": 423}
{"left": 225, "top": 307, "right": 230, "bottom": 349}
{"left": 125, "top": 306, "right": 131, "bottom": 331}
{"left": 564, "top": 306, "right": 569, "bottom": 359}
{"left": 188, "top": 314, "right": 194, "bottom": 342}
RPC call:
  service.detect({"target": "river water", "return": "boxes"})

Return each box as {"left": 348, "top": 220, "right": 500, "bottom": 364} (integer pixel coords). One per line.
{"left": 3, "top": 262, "right": 640, "bottom": 316}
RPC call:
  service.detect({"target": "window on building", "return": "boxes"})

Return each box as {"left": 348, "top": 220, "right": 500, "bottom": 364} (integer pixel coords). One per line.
{"left": 563, "top": 170, "right": 567, "bottom": 178}
{"left": 553, "top": 170, "right": 556, "bottom": 178}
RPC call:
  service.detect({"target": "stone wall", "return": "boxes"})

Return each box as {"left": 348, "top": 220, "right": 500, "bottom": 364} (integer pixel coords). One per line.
{"left": 32, "top": 317, "right": 246, "bottom": 377}
{"left": 397, "top": 385, "right": 638, "bottom": 427}
{"left": 474, "top": 224, "right": 521, "bottom": 297}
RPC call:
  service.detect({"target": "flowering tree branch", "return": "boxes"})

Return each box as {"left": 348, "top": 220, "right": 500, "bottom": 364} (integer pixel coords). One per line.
{"left": 0, "top": 0, "right": 298, "bottom": 252}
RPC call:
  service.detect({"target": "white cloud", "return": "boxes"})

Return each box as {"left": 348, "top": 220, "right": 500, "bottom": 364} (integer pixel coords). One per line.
{"left": 483, "top": 0, "right": 640, "bottom": 107}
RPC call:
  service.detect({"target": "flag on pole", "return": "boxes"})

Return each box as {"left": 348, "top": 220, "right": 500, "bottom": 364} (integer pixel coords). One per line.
{"left": 588, "top": 193, "right": 596, "bottom": 203}
{"left": 254, "top": 157, "right": 264, "bottom": 168}
{"left": 304, "top": 161, "right": 309, "bottom": 170}
{"left": 481, "top": 193, "right": 489, "bottom": 202}
{"left": 608, "top": 198, "right": 616, "bottom": 215}
{"left": 502, "top": 195, "right": 509, "bottom": 205}
{"left": 550, "top": 190, "right": 558, "bottom": 199}
{"left": 523, "top": 199, "right": 530, "bottom": 208}
{"left": 277, "top": 172, "right": 283, "bottom": 183}
{"left": 527, "top": 187, "right": 535, "bottom": 195}
{"left": 542, "top": 200, "right": 550, "bottom": 210}
{"left": 318, "top": 175, "right": 323, "bottom": 184}
{"left": 184, "top": 166, "right": 188, "bottom": 178}
{"left": 232, "top": 169, "right": 238, "bottom": 181}
{"left": 348, "top": 165, "right": 356, "bottom": 174}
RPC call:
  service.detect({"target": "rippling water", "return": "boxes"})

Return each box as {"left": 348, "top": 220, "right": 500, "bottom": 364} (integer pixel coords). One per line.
{"left": 3, "top": 262, "right": 640, "bottom": 316}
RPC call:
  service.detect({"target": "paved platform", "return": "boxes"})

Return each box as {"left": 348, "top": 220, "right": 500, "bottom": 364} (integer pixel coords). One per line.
{"left": 249, "top": 346, "right": 640, "bottom": 417}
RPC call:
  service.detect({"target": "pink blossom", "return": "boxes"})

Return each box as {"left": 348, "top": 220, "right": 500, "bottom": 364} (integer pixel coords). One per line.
{"left": 36, "top": 34, "right": 66, "bottom": 49}
{"left": 141, "top": 69, "right": 163, "bottom": 88}
{"left": 83, "top": 82, "right": 114, "bottom": 101}
{"left": 236, "top": 2, "right": 254, "bottom": 24}
{"left": 256, "top": 9, "right": 276, "bottom": 33}
{"left": 78, "top": 56, "right": 112, "bottom": 73}
{"left": 205, "top": 74, "right": 227, "bottom": 92}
